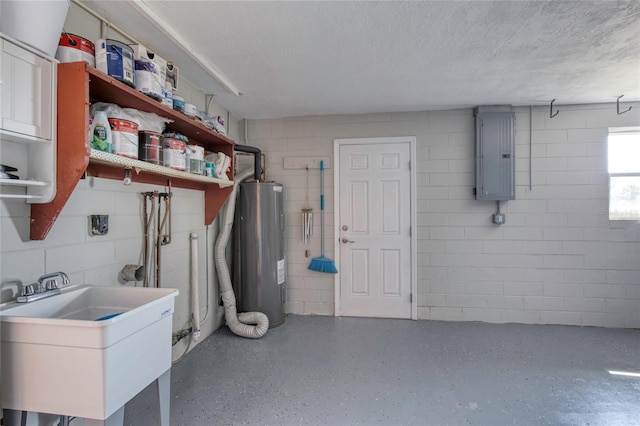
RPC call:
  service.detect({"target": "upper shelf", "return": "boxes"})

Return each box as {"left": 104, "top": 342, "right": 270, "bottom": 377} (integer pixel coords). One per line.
{"left": 85, "top": 65, "right": 234, "bottom": 152}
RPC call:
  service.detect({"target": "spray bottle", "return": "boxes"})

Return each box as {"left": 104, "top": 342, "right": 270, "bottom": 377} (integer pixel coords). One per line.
{"left": 90, "top": 110, "right": 112, "bottom": 152}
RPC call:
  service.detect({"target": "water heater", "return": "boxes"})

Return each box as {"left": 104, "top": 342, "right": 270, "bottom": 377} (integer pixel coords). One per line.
{"left": 233, "top": 181, "right": 286, "bottom": 328}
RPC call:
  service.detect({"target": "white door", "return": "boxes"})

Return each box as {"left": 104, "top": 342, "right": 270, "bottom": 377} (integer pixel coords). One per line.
{"left": 335, "top": 138, "right": 415, "bottom": 319}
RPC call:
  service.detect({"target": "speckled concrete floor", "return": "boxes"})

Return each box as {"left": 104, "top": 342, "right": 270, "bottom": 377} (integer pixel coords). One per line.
{"left": 124, "top": 315, "right": 640, "bottom": 426}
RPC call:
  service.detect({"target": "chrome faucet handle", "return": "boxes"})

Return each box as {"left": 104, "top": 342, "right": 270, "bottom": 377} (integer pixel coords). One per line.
{"left": 20, "top": 283, "right": 35, "bottom": 297}
{"left": 59, "top": 272, "right": 70, "bottom": 286}
{"left": 45, "top": 280, "right": 59, "bottom": 291}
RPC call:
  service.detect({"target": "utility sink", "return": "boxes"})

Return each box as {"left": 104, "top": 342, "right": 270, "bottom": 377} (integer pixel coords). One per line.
{"left": 0, "top": 284, "right": 178, "bottom": 423}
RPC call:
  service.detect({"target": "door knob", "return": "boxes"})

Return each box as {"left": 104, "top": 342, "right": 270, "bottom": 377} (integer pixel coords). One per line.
{"left": 341, "top": 237, "right": 355, "bottom": 243}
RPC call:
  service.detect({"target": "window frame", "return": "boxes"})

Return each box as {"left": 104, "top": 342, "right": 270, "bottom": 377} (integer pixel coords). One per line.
{"left": 608, "top": 127, "right": 640, "bottom": 222}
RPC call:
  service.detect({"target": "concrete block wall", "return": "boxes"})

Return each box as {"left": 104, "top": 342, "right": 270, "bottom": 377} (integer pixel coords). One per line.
{"left": 0, "top": 177, "right": 224, "bottom": 360}
{"left": 248, "top": 103, "right": 640, "bottom": 327}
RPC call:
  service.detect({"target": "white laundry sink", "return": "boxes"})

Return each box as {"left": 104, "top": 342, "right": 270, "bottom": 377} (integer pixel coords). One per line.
{"left": 0, "top": 284, "right": 178, "bottom": 421}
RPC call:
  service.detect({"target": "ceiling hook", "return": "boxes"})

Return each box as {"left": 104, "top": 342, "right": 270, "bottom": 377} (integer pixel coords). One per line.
{"left": 616, "top": 95, "right": 632, "bottom": 115}
{"left": 550, "top": 99, "right": 559, "bottom": 118}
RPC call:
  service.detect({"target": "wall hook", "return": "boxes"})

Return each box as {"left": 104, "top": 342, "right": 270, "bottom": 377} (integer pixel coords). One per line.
{"left": 123, "top": 169, "right": 132, "bottom": 185}
{"left": 616, "top": 95, "right": 632, "bottom": 115}
{"left": 550, "top": 99, "right": 559, "bottom": 118}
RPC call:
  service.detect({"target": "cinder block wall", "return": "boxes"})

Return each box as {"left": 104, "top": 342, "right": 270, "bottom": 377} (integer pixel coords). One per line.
{"left": 248, "top": 104, "right": 640, "bottom": 328}
{"left": 0, "top": 178, "right": 225, "bottom": 359}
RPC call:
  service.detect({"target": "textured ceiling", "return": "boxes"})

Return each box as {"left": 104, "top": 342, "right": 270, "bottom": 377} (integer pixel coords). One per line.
{"left": 83, "top": 1, "right": 640, "bottom": 119}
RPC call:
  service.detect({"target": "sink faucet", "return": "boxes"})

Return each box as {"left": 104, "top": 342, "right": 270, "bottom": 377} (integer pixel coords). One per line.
{"left": 17, "top": 272, "right": 69, "bottom": 303}
{"left": 37, "top": 271, "right": 70, "bottom": 291}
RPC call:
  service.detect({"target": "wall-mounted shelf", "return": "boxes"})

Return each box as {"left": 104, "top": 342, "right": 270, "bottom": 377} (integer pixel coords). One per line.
{"left": 29, "top": 62, "right": 235, "bottom": 240}
{"left": 89, "top": 150, "right": 233, "bottom": 187}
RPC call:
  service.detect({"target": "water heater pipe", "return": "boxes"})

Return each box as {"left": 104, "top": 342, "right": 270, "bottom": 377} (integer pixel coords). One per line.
{"left": 214, "top": 168, "right": 269, "bottom": 338}
{"left": 233, "top": 144, "right": 262, "bottom": 181}
{"left": 190, "top": 233, "right": 201, "bottom": 341}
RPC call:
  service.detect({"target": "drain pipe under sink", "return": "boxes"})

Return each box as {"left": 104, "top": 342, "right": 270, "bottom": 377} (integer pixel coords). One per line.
{"left": 214, "top": 167, "right": 269, "bottom": 338}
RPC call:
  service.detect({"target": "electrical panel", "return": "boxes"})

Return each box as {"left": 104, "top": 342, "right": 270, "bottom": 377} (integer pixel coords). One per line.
{"left": 475, "top": 106, "right": 515, "bottom": 200}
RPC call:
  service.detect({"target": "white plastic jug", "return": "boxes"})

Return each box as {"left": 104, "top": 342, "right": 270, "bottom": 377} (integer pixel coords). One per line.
{"left": 90, "top": 111, "right": 112, "bottom": 153}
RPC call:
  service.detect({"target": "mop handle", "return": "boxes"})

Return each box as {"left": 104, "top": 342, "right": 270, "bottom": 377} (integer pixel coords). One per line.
{"left": 320, "top": 160, "right": 324, "bottom": 210}
{"left": 320, "top": 160, "right": 325, "bottom": 255}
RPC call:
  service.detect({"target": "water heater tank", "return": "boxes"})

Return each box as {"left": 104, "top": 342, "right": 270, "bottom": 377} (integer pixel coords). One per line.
{"left": 233, "top": 181, "right": 286, "bottom": 328}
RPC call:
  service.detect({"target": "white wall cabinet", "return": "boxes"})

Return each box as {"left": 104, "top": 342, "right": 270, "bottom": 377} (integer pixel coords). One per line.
{"left": 0, "top": 33, "right": 56, "bottom": 202}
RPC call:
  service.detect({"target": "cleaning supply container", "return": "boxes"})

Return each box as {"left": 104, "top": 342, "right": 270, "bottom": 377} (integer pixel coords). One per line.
{"left": 172, "top": 96, "right": 185, "bottom": 113}
{"left": 134, "top": 60, "right": 163, "bottom": 101}
{"left": 138, "top": 131, "right": 162, "bottom": 164}
{"left": 56, "top": 33, "right": 95, "bottom": 66}
{"left": 162, "top": 138, "right": 186, "bottom": 171}
{"left": 90, "top": 111, "right": 112, "bottom": 153}
{"left": 109, "top": 118, "right": 139, "bottom": 159}
{"left": 95, "top": 39, "right": 135, "bottom": 87}
{"left": 187, "top": 145, "right": 204, "bottom": 175}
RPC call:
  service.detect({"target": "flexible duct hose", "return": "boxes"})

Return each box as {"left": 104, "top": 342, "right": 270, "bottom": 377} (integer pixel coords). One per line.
{"left": 214, "top": 168, "right": 269, "bottom": 338}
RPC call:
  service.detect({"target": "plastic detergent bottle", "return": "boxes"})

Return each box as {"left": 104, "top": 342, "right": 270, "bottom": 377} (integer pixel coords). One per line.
{"left": 90, "top": 111, "right": 112, "bottom": 152}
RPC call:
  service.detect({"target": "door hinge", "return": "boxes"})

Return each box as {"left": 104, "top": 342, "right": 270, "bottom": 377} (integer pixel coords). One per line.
{"left": 408, "top": 160, "right": 411, "bottom": 171}
{"left": 410, "top": 293, "right": 413, "bottom": 304}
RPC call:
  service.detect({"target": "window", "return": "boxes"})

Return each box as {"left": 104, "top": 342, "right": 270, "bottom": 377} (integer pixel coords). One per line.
{"left": 608, "top": 128, "right": 640, "bottom": 220}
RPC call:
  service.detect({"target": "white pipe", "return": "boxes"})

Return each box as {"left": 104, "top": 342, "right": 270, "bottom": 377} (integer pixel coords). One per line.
{"left": 190, "top": 232, "right": 201, "bottom": 341}
{"left": 214, "top": 169, "right": 269, "bottom": 338}
{"left": 72, "top": 0, "right": 143, "bottom": 44}
{"left": 529, "top": 105, "right": 533, "bottom": 191}
{"left": 72, "top": 0, "right": 241, "bottom": 96}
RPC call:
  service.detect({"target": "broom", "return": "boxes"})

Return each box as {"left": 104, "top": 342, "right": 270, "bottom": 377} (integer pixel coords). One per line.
{"left": 308, "top": 160, "right": 338, "bottom": 273}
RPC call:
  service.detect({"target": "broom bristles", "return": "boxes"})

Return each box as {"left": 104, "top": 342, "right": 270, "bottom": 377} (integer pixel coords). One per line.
{"left": 308, "top": 255, "right": 338, "bottom": 274}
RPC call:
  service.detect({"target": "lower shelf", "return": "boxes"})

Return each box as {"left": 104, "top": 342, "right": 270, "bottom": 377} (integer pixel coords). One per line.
{"left": 89, "top": 150, "right": 233, "bottom": 188}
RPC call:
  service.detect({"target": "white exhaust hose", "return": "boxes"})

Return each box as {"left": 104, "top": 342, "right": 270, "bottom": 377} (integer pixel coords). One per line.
{"left": 214, "top": 168, "right": 269, "bottom": 338}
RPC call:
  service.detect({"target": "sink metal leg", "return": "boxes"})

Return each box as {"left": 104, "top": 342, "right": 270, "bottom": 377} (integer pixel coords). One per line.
{"left": 1, "top": 409, "right": 28, "bottom": 426}
{"left": 84, "top": 405, "right": 124, "bottom": 426}
{"left": 156, "top": 368, "right": 171, "bottom": 426}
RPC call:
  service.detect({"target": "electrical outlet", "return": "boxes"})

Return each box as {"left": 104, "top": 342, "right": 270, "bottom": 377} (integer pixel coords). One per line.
{"left": 90, "top": 215, "right": 109, "bottom": 235}
{"left": 492, "top": 213, "right": 506, "bottom": 225}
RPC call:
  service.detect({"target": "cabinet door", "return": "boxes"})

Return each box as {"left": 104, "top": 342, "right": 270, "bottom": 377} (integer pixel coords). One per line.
{"left": 1, "top": 38, "right": 55, "bottom": 142}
